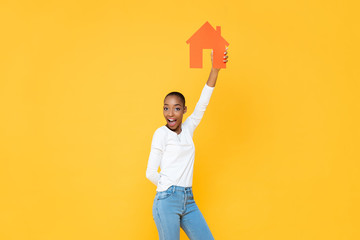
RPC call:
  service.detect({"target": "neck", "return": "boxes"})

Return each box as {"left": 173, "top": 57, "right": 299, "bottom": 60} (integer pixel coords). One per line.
{"left": 166, "top": 124, "right": 182, "bottom": 135}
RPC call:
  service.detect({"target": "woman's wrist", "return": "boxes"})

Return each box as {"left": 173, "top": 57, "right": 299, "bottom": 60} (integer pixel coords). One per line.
{"left": 207, "top": 68, "right": 219, "bottom": 87}
{"left": 211, "top": 68, "right": 220, "bottom": 74}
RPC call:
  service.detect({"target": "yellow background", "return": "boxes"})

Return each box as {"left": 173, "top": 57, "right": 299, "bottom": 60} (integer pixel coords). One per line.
{"left": 1, "top": 0, "right": 359, "bottom": 239}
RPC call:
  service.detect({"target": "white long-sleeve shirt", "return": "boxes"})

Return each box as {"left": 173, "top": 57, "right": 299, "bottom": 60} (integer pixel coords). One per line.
{"left": 146, "top": 83, "right": 215, "bottom": 192}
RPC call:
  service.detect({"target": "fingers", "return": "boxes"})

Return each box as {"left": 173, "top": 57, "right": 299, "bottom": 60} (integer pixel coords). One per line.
{"left": 224, "top": 47, "right": 229, "bottom": 62}
{"left": 223, "top": 55, "right": 228, "bottom": 63}
{"left": 210, "top": 47, "right": 229, "bottom": 63}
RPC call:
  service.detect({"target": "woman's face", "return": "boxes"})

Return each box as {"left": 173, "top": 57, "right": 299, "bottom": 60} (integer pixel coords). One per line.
{"left": 163, "top": 95, "right": 187, "bottom": 133}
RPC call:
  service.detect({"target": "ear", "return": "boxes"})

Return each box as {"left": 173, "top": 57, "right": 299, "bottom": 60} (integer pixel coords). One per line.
{"left": 184, "top": 106, "right": 187, "bottom": 114}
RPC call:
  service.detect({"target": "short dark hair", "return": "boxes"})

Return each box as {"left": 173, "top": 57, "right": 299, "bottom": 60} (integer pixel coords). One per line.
{"left": 164, "top": 92, "right": 186, "bottom": 106}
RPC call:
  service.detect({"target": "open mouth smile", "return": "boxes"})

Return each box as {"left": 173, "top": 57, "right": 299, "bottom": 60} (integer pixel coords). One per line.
{"left": 167, "top": 118, "right": 177, "bottom": 127}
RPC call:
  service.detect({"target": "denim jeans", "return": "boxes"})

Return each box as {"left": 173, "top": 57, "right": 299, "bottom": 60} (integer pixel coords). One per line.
{"left": 152, "top": 185, "right": 214, "bottom": 240}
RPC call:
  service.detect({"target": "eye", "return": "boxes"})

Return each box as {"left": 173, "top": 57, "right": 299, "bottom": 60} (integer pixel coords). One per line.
{"left": 163, "top": 107, "right": 168, "bottom": 111}
{"left": 175, "top": 108, "right": 181, "bottom": 111}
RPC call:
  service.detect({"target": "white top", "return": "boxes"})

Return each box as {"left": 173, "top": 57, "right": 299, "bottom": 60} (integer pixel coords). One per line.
{"left": 146, "top": 83, "right": 215, "bottom": 192}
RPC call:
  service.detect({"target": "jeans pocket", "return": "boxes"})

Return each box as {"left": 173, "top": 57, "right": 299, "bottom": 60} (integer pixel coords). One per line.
{"left": 157, "top": 189, "right": 173, "bottom": 200}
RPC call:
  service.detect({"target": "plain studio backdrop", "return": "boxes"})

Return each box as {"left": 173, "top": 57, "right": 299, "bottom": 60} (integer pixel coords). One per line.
{"left": 0, "top": 0, "right": 359, "bottom": 239}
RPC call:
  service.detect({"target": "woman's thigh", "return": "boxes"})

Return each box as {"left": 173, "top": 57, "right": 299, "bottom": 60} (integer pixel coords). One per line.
{"left": 180, "top": 200, "right": 214, "bottom": 240}
{"left": 152, "top": 190, "right": 182, "bottom": 240}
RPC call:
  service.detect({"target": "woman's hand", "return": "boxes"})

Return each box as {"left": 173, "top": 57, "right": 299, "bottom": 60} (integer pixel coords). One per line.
{"left": 211, "top": 47, "right": 229, "bottom": 72}
{"left": 207, "top": 47, "right": 228, "bottom": 87}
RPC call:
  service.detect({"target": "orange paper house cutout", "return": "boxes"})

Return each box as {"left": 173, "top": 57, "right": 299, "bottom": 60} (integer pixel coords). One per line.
{"left": 186, "top": 21, "right": 229, "bottom": 69}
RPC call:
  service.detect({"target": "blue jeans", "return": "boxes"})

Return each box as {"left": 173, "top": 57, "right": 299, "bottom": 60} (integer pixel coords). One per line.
{"left": 152, "top": 185, "right": 214, "bottom": 240}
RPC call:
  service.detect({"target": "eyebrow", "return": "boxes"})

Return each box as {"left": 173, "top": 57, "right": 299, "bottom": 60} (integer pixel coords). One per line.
{"left": 164, "top": 104, "right": 182, "bottom": 106}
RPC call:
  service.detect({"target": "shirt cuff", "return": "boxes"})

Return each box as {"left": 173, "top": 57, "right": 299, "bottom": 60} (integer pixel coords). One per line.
{"left": 205, "top": 83, "right": 215, "bottom": 90}
{"left": 199, "top": 83, "right": 214, "bottom": 103}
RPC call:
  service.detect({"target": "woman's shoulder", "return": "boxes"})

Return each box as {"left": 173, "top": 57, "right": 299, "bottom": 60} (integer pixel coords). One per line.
{"left": 151, "top": 126, "right": 170, "bottom": 146}
{"left": 153, "top": 125, "right": 168, "bottom": 136}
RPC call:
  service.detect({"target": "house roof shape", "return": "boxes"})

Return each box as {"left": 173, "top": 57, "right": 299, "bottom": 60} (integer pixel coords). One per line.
{"left": 186, "top": 21, "right": 229, "bottom": 46}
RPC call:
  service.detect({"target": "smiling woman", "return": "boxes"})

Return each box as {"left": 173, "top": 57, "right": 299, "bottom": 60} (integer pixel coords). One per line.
{"left": 145, "top": 48, "right": 229, "bottom": 240}
{"left": 163, "top": 91, "right": 187, "bottom": 133}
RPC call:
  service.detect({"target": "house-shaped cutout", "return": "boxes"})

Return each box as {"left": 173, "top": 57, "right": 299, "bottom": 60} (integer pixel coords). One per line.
{"left": 186, "top": 21, "right": 229, "bottom": 69}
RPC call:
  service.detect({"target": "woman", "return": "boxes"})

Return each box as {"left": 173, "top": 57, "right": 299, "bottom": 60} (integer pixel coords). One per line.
{"left": 146, "top": 48, "right": 229, "bottom": 240}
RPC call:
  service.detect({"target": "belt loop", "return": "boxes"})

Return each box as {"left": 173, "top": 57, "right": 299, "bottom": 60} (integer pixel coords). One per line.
{"left": 172, "top": 185, "right": 175, "bottom": 193}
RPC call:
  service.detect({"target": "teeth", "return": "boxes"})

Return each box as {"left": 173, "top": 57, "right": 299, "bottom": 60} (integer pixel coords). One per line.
{"left": 168, "top": 119, "right": 175, "bottom": 122}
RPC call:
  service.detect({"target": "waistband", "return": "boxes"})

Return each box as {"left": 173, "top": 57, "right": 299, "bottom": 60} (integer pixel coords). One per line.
{"left": 167, "top": 185, "right": 192, "bottom": 193}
